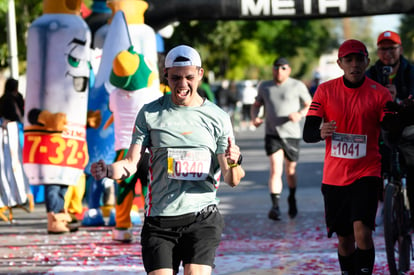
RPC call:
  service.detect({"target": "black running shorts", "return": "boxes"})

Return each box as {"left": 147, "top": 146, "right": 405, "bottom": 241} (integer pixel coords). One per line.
{"left": 265, "top": 135, "right": 300, "bottom": 161}
{"left": 321, "top": 176, "right": 381, "bottom": 238}
{"left": 141, "top": 205, "right": 224, "bottom": 273}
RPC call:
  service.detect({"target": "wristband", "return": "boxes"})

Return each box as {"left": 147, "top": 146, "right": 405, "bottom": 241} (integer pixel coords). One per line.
{"left": 228, "top": 154, "right": 243, "bottom": 168}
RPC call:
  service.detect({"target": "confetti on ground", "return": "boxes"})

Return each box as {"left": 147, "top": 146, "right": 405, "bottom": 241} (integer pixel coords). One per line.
{"left": 1, "top": 211, "right": 412, "bottom": 274}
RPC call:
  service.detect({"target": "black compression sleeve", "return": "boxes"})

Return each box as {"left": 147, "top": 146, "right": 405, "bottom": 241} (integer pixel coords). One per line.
{"left": 303, "top": 116, "right": 323, "bottom": 143}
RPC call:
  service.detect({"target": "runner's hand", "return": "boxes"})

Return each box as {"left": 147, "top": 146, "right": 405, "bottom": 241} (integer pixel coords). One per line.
{"left": 289, "top": 111, "right": 303, "bottom": 123}
{"left": 252, "top": 117, "right": 263, "bottom": 127}
{"left": 91, "top": 159, "right": 107, "bottom": 180}
{"left": 320, "top": 120, "right": 336, "bottom": 139}
{"left": 225, "top": 137, "right": 241, "bottom": 165}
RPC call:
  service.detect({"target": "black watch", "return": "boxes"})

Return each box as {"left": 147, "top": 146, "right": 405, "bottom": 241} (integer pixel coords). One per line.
{"left": 237, "top": 154, "right": 243, "bottom": 165}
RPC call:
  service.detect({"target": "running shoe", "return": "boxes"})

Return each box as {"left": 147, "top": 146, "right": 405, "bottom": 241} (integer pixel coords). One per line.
{"left": 288, "top": 195, "right": 298, "bottom": 218}
{"left": 112, "top": 227, "right": 133, "bottom": 242}
{"left": 268, "top": 206, "right": 281, "bottom": 220}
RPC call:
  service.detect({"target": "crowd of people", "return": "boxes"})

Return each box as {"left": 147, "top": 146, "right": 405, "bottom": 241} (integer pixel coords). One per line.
{"left": 2, "top": 29, "right": 414, "bottom": 274}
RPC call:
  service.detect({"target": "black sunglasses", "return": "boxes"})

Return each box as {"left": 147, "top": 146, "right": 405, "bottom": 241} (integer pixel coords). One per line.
{"left": 274, "top": 65, "right": 288, "bottom": 70}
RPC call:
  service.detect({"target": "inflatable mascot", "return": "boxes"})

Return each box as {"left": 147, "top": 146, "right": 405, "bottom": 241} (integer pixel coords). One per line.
{"left": 23, "top": 0, "right": 91, "bottom": 234}
{"left": 82, "top": 0, "right": 160, "bottom": 231}
{"left": 108, "top": 46, "right": 162, "bottom": 241}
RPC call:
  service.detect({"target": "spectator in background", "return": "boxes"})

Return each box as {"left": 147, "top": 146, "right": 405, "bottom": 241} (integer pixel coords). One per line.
{"left": 238, "top": 80, "right": 257, "bottom": 131}
{"left": 0, "top": 77, "right": 25, "bottom": 152}
{"left": 0, "top": 78, "right": 24, "bottom": 123}
{"left": 215, "top": 80, "right": 240, "bottom": 131}
{"left": 198, "top": 77, "right": 215, "bottom": 103}
{"left": 216, "top": 80, "right": 238, "bottom": 112}
{"left": 309, "top": 72, "right": 321, "bottom": 97}
{"left": 0, "top": 77, "right": 34, "bottom": 214}
{"left": 366, "top": 30, "right": 414, "bottom": 102}
{"left": 366, "top": 30, "right": 414, "bottom": 225}
{"left": 216, "top": 80, "right": 230, "bottom": 109}
{"left": 228, "top": 81, "right": 241, "bottom": 131}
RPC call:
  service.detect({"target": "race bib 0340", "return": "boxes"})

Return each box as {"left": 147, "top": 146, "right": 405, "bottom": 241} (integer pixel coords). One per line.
{"left": 167, "top": 148, "right": 211, "bottom": 181}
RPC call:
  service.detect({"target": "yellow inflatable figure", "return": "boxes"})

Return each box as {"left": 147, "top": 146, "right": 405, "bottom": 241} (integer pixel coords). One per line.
{"left": 64, "top": 173, "right": 86, "bottom": 220}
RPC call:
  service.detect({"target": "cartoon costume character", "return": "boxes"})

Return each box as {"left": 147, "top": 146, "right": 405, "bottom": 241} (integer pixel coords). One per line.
{"left": 83, "top": 0, "right": 160, "bottom": 226}
{"left": 108, "top": 46, "right": 162, "bottom": 241}
{"left": 23, "top": 0, "right": 91, "bottom": 233}
{"left": 95, "top": 0, "right": 159, "bottom": 77}
{"left": 82, "top": 10, "right": 133, "bottom": 226}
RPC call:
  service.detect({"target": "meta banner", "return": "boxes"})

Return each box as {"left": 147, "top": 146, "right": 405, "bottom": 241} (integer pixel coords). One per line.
{"left": 145, "top": 0, "right": 414, "bottom": 30}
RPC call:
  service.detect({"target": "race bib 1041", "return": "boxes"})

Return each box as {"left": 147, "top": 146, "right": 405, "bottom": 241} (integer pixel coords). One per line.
{"left": 167, "top": 148, "right": 211, "bottom": 181}
{"left": 331, "top": 132, "right": 367, "bottom": 159}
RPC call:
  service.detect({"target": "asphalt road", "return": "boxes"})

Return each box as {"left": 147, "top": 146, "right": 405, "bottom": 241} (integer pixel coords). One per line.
{"left": 218, "top": 125, "right": 325, "bottom": 216}
{"left": 0, "top": 125, "right": 397, "bottom": 274}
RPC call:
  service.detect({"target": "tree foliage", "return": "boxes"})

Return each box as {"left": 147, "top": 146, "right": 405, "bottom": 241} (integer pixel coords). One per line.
{"left": 0, "top": 0, "right": 43, "bottom": 71}
{"left": 4, "top": 0, "right": 395, "bottom": 82}
{"left": 0, "top": 0, "right": 92, "bottom": 73}
{"left": 400, "top": 14, "right": 414, "bottom": 61}
{"left": 166, "top": 19, "right": 338, "bottom": 81}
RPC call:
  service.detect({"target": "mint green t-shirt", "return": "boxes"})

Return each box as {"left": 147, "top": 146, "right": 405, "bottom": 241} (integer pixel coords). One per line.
{"left": 132, "top": 94, "right": 234, "bottom": 217}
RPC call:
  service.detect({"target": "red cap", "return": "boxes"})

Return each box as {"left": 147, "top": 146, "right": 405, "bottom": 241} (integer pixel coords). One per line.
{"left": 338, "top": 39, "right": 368, "bottom": 58}
{"left": 377, "top": 30, "right": 401, "bottom": 45}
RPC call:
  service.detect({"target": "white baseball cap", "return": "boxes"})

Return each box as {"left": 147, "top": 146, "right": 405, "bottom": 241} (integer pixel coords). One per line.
{"left": 165, "top": 45, "right": 202, "bottom": 68}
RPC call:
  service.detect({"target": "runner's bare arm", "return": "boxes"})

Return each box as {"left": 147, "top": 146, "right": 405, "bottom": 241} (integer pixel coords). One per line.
{"left": 218, "top": 137, "right": 245, "bottom": 187}
{"left": 250, "top": 101, "right": 264, "bottom": 127}
{"left": 91, "top": 143, "right": 144, "bottom": 181}
{"left": 290, "top": 99, "right": 312, "bottom": 123}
